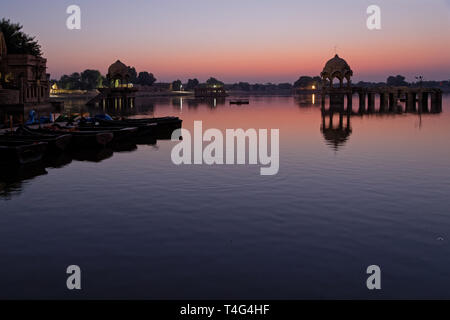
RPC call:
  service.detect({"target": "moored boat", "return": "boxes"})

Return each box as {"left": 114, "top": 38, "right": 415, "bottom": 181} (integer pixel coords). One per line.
{"left": 95, "top": 116, "right": 182, "bottom": 139}
{"left": 75, "top": 126, "right": 138, "bottom": 142}
{"left": 91, "top": 119, "right": 158, "bottom": 137}
{"left": 22, "top": 127, "right": 113, "bottom": 149}
{"left": 2, "top": 130, "right": 72, "bottom": 153}
{"left": 0, "top": 141, "right": 48, "bottom": 165}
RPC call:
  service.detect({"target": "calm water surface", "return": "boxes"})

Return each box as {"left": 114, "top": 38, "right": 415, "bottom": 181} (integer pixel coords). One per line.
{"left": 1, "top": 95, "right": 450, "bottom": 299}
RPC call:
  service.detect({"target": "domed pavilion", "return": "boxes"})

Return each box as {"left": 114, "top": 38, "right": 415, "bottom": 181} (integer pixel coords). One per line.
{"left": 107, "top": 60, "right": 131, "bottom": 88}
{"left": 320, "top": 54, "right": 353, "bottom": 88}
{"left": 87, "top": 60, "right": 138, "bottom": 108}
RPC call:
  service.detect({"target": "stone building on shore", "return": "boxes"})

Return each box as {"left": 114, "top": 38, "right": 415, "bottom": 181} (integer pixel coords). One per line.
{"left": 0, "top": 31, "right": 50, "bottom": 108}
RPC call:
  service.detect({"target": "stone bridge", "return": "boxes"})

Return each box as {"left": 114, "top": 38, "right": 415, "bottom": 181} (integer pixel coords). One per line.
{"left": 320, "top": 86, "right": 443, "bottom": 114}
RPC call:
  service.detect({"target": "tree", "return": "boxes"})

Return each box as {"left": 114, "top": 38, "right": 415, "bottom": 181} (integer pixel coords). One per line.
{"left": 206, "top": 77, "right": 224, "bottom": 86}
{"left": 80, "top": 69, "right": 102, "bottom": 90}
{"left": 0, "top": 18, "right": 42, "bottom": 56}
{"left": 185, "top": 78, "right": 199, "bottom": 90}
{"left": 127, "top": 67, "right": 138, "bottom": 83}
{"left": 294, "top": 76, "right": 312, "bottom": 88}
{"left": 278, "top": 83, "right": 293, "bottom": 90}
{"left": 137, "top": 71, "right": 156, "bottom": 86}
{"left": 172, "top": 79, "right": 182, "bottom": 91}
{"left": 294, "top": 76, "right": 321, "bottom": 88}
{"left": 59, "top": 73, "right": 82, "bottom": 90}
{"left": 237, "top": 82, "right": 251, "bottom": 91}
{"left": 387, "top": 75, "right": 408, "bottom": 87}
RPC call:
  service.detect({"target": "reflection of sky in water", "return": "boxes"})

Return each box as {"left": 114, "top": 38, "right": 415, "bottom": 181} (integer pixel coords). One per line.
{"left": 1, "top": 95, "right": 450, "bottom": 299}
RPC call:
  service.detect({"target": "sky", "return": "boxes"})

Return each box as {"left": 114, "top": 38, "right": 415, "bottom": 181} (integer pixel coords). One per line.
{"left": 2, "top": 0, "right": 450, "bottom": 83}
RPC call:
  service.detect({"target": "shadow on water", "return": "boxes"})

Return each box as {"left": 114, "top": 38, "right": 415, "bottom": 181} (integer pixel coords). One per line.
{"left": 0, "top": 163, "right": 48, "bottom": 199}
{"left": 320, "top": 109, "right": 352, "bottom": 151}
{"left": 0, "top": 138, "right": 158, "bottom": 198}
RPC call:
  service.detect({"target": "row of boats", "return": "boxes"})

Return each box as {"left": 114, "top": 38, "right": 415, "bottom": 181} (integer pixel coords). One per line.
{"left": 0, "top": 115, "right": 182, "bottom": 166}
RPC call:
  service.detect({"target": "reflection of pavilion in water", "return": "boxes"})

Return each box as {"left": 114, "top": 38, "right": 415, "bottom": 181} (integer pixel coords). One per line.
{"left": 61, "top": 96, "right": 155, "bottom": 118}
{"left": 170, "top": 97, "right": 227, "bottom": 110}
{"left": 320, "top": 108, "right": 352, "bottom": 151}
{"left": 68, "top": 96, "right": 229, "bottom": 119}
{"left": 295, "top": 94, "right": 317, "bottom": 108}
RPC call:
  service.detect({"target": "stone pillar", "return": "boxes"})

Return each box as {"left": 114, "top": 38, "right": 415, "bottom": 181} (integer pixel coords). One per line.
{"left": 346, "top": 92, "right": 353, "bottom": 113}
{"left": 389, "top": 93, "right": 397, "bottom": 112}
{"left": 431, "top": 92, "right": 442, "bottom": 113}
{"left": 330, "top": 93, "right": 344, "bottom": 108}
{"left": 406, "top": 92, "right": 416, "bottom": 112}
{"left": 379, "top": 92, "right": 388, "bottom": 113}
{"left": 358, "top": 92, "right": 366, "bottom": 113}
{"left": 419, "top": 92, "right": 429, "bottom": 113}
{"left": 367, "top": 93, "right": 375, "bottom": 113}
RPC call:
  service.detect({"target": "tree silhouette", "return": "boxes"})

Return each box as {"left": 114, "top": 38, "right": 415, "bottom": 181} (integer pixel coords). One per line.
{"left": 206, "top": 77, "right": 224, "bottom": 86}
{"left": 0, "top": 18, "right": 42, "bottom": 56}
{"left": 137, "top": 72, "right": 156, "bottom": 86}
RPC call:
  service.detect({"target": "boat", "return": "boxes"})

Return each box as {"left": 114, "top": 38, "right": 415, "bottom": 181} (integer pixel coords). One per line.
{"left": 22, "top": 126, "right": 113, "bottom": 149}
{"left": 230, "top": 100, "right": 249, "bottom": 105}
{"left": 87, "top": 119, "right": 158, "bottom": 138}
{"left": 2, "top": 130, "right": 72, "bottom": 153}
{"left": 0, "top": 162, "right": 48, "bottom": 198}
{"left": 75, "top": 126, "right": 139, "bottom": 142}
{"left": 95, "top": 116, "right": 182, "bottom": 139}
{"left": 0, "top": 141, "right": 48, "bottom": 165}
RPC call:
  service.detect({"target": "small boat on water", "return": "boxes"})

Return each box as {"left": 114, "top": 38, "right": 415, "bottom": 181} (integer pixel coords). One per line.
{"left": 94, "top": 115, "right": 182, "bottom": 137}
{"left": 2, "top": 130, "right": 72, "bottom": 153}
{"left": 118, "top": 116, "right": 182, "bottom": 125}
{"left": 22, "top": 126, "right": 113, "bottom": 149}
{"left": 81, "top": 121, "right": 155, "bottom": 138}
{"left": 0, "top": 141, "right": 48, "bottom": 165}
{"left": 60, "top": 126, "right": 138, "bottom": 143}
{"left": 230, "top": 100, "right": 249, "bottom": 105}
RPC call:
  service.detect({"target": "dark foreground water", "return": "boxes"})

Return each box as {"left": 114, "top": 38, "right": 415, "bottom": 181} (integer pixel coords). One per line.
{"left": 1, "top": 95, "right": 450, "bottom": 299}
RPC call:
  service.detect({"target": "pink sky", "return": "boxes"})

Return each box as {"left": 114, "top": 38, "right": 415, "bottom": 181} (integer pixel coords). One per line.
{"left": 3, "top": 0, "right": 450, "bottom": 83}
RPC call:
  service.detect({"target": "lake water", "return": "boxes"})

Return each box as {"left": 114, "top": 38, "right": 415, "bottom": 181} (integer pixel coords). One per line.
{"left": 1, "top": 95, "right": 450, "bottom": 299}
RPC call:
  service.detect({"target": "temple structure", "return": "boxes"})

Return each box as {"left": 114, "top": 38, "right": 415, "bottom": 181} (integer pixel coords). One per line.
{"left": 321, "top": 54, "right": 353, "bottom": 88}
{"left": 87, "top": 60, "right": 138, "bottom": 108}
{"left": 317, "top": 54, "right": 442, "bottom": 114}
{"left": 0, "top": 31, "right": 50, "bottom": 107}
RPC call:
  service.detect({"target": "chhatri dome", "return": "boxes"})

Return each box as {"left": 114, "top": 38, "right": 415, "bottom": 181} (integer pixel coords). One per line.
{"left": 107, "top": 60, "right": 130, "bottom": 85}
{"left": 320, "top": 54, "right": 353, "bottom": 88}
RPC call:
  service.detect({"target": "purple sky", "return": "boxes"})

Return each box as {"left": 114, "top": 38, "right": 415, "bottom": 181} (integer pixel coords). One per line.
{"left": 2, "top": 0, "right": 450, "bottom": 83}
